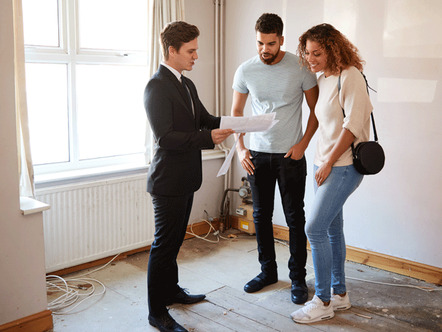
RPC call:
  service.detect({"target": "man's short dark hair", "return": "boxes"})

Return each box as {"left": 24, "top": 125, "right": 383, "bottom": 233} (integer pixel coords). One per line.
{"left": 160, "top": 21, "right": 200, "bottom": 60}
{"left": 255, "top": 13, "right": 283, "bottom": 36}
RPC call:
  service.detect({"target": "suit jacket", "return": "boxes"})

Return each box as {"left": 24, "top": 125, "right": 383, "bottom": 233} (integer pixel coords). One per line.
{"left": 144, "top": 65, "right": 221, "bottom": 196}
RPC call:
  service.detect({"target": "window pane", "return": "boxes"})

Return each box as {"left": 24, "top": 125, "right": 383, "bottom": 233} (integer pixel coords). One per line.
{"left": 23, "top": 0, "right": 59, "bottom": 47}
{"left": 26, "top": 63, "right": 69, "bottom": 165}
{"left": 76, "top": 65, "right": 147, "bottom": 160}
{"left": 78, "top": 0, "right": 148, "bottom": 51}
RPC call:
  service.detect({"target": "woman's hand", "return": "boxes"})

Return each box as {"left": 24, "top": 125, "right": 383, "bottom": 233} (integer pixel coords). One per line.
{"left": 315, "top": 128, "right": 356, "bottom": 186}
{"left": 315, "top": 162, "right": 332, "bottom": 186}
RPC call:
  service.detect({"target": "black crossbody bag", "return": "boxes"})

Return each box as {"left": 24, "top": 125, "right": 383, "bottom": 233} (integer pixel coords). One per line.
{"left": 338, "top": 73, "right": 385, "bottom": 175}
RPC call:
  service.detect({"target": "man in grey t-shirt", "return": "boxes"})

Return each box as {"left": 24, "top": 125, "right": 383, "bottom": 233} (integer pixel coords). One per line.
{"left": 231, "top": 13, "right": 318, "bottom": 304}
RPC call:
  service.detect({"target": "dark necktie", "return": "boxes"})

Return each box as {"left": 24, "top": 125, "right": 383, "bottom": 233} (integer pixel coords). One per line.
{"left": 181, "top": 75, "right": 194, "bottom": 117}
{"left": 181, "top": 75, "right": 192, "bottom": 104}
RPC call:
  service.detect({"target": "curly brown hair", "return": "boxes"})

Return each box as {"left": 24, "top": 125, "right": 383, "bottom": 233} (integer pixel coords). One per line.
{"left": 297, "top": 23, "right": 364, "bottom": 75}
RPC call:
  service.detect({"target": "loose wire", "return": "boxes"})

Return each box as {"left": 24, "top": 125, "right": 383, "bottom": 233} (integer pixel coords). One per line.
{"left": 46, "top": 253, "right": 120, "bottom": 314}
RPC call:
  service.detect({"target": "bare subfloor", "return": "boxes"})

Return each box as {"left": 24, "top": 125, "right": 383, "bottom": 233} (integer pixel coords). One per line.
{"left": 50, "top": 230, "right": 441, "bottom": 332}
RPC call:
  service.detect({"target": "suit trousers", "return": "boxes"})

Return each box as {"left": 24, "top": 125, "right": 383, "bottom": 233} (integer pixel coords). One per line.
{"left": 147, "top": 193, "right": 194, "bottom": 315}
{"left": 248, "top": 151, "right": 307, "bottom": 282}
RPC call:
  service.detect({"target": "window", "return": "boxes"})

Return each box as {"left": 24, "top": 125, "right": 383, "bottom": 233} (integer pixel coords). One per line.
{"left": 23, "top": 0, "right": 150, "bottom": 176}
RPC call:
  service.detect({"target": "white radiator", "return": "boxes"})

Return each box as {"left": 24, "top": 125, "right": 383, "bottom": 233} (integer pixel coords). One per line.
{"left": 36, "top": 174, "right": 154, "bottom": 273}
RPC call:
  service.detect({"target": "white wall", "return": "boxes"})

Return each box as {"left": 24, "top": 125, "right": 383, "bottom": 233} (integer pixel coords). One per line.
{"left": 184, "top": 0, "right": 228, "bottom": 223}
{"left": 190, "top": 158, "right": 226, "bottom": 222}
{"left": 224, "top": 0, "right": 442, "bottom": 268}
{"left": 184, "top": 0, "right": 216, "bottom": 113}
{"left": 0, "top": 0, "right": 48, "bottom": 324}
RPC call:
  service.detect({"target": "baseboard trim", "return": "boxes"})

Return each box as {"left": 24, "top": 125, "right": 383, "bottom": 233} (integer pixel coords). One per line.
{"left": 231, "top": 216, "right": 441, "bottom": 285}
{"left": 0, "top": 310, "right": 53, "bottom": 332}
{"left": 49, "top": 219, "right": 221, "bottom": 277}
{"left": 345, "top": 245, "right": 442, "bottom": 285}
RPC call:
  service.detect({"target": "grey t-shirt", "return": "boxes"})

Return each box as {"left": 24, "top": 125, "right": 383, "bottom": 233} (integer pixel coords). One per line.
{"left": 232, "top": 52, "right": 317, "bottom": 153}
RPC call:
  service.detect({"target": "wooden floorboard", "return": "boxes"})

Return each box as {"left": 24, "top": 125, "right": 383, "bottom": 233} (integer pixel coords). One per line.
{"left": 49, "top": 232, "right": 441, "bottom": 332}
{"left": 180, "top": 301, "right": 276, "bottom": 332}
{"left": 207, "top": 286, "right": 292, "bottom": 331}
{"left": 170, "top": 284, "right": 431, "bottom": 332}
{"left": 171, "top": 305, "right": 236, "bottom": 332}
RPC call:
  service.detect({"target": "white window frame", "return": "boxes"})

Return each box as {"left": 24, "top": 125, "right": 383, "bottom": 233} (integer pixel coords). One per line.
{"left": 25, "top": 0, "right": 150, "bottom": 180}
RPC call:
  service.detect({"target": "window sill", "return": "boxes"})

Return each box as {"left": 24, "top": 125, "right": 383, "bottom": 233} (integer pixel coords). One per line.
{"left": 20, "top": 196, "right": 51, "bottom": 215}
{"left": 35, "top": 162, "right": 149, "bottom": 189}
{"left": 34, "top": 149, "right": 227, "bottom": 189}
{"left": 202, "top": 149, "right": 228, "bottom": 160}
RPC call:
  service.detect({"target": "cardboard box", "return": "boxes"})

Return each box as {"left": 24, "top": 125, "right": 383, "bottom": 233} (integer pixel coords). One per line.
{"left": 235, "top": 204, "right": 255, "bottom": 234}
{"left": 237, "top": 218, "right": 256, "bottom": 234}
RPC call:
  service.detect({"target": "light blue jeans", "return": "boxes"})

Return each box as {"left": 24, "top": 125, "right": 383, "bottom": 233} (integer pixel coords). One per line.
{"left": 305, "top": 164, "right": 363, "bottom": 302}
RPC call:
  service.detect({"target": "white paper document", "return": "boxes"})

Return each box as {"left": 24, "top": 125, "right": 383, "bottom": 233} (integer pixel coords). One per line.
{"left": 219, "top": 113, "right": 277, "bottom": 132}
{"left": 216, "top": 135, "right": 240, "bottom": 177}
{"left": 216, "top": 113, "right": 278, "bottom": 177}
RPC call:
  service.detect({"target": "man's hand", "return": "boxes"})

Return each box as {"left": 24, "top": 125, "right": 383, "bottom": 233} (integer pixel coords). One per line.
{"left": 237, "top": 147, "right": 255, "bottom": 175}
{"left": 211, "top": 129, "right": 234, "bottom": 145}
{"left": 284, "top": 143, "right": 305, "bottom": 160}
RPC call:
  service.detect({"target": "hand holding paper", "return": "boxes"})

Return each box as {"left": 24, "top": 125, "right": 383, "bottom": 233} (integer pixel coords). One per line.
{"left": 211, "top": 128, "right": 235, "bottom": 144}
{"left": 217, "top": 113, "right": 278, "bottom": 177}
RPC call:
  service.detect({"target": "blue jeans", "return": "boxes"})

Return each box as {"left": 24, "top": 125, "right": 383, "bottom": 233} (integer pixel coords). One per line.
{"left": 248, "top": 151, "right": 307, "bottom": 282}
{"left": 305, "top": 164, "right": 363, "bottom": 302}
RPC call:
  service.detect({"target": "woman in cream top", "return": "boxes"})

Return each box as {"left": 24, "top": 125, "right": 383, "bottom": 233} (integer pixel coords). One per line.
{"left": 314, "top": 66, "right": 373, "bottom": 167}
{"left": 290, "top": 23, "right": 373, "bottom": 324}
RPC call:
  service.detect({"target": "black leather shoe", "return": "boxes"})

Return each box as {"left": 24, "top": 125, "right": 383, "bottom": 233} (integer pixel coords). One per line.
{"left": 166, "top": 288, "right": 206, "bottom": 305}
{"left": 291, "top": 280, "right": 308, "bottom": 304}
{"left": 148, "top": 312, "right": 188, "bottom": 332}
{"left": 244, "top": 273, "right": 278, "bottom": 293}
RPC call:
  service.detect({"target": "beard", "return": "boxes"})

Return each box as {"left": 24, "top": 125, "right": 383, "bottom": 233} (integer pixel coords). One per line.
{"left": 260, "top": 49, "right": 280, "bottom": 65}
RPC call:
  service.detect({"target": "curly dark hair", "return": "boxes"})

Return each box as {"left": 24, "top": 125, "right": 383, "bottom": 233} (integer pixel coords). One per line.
{"left": 297, "top": 23, "right": 364, "bottom": 75}
{"left": 160, "top": 21, "right": 200, "bottom": 60}
{"left": 255, "top": 13, "right": 283, "bottom": 36}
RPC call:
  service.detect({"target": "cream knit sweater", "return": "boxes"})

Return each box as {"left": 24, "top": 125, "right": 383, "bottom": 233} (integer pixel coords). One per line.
{"left": 314, "top": 66, "right": 373, "bottom": 167}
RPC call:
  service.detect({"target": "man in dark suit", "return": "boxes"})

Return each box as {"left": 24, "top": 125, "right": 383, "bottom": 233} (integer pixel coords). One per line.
{"left": 144, "top": 21, "right": 234, "bottom": 332}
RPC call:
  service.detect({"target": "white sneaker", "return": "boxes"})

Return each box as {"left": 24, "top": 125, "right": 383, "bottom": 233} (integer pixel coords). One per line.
{"left": 331, "top": 292, "right": 351, "bottom": 311}
{"left": 290, "top": 295, "right": 335, "bottom": 324}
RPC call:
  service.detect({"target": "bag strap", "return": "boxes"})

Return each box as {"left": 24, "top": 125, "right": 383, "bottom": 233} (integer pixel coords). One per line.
{"left": 338, "top": 72, "right": 379, "bottom": 142}
{"left": 338, "top": 76, "right": 356, "bottom": 156}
